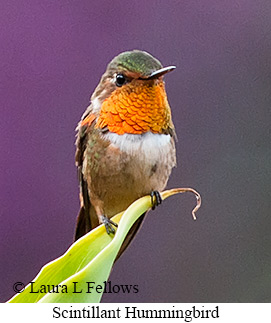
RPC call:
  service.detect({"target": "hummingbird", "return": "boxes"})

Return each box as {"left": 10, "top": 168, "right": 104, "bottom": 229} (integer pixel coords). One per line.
{"left": 74, "top": 50, "right": 176, "bottom": 258}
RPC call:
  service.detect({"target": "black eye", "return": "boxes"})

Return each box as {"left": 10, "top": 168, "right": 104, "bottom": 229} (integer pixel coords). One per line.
{"left": 115, "top": 73, "right": 126, "bottom": 87}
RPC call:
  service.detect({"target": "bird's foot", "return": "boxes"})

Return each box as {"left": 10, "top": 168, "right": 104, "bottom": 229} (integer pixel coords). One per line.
{"left": 101, "top": 215, "right": 118, "bottom": 235}
{"left": 150, "top": 190, "right": 162, "bottom": 210}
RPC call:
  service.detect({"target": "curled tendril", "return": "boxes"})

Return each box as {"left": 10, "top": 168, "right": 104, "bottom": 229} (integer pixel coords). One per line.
{"left": 161, "top": 188, "right": 201, "bottom": 220}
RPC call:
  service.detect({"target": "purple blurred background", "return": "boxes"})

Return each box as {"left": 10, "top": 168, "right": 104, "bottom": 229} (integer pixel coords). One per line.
{"left": 1, "top": 0, "right": 271, "bottom": 302}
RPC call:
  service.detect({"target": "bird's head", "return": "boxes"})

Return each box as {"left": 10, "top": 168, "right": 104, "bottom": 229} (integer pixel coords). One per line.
{"left": 92, "top": 50, "right": 176, "bottom": 135}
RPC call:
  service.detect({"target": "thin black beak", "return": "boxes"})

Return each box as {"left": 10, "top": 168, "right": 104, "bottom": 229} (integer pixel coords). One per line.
{"left": 145, "top": 66, "right": 176, "bottom": 79}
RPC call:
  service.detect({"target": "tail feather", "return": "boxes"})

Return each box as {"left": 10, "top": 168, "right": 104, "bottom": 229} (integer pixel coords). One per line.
{"left": 74, "top": 206, "right": 92, "bottom": 241}
{"left": 116, "top": 212, "right": 146, "bottom": 261}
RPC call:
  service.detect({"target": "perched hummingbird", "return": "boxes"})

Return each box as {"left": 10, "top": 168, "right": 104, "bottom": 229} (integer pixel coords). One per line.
{"left": 75, "top": 50, "right": 176, "bottom": 257}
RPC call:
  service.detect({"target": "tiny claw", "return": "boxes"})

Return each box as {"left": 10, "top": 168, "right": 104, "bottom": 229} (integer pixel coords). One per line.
{"left": 101, "top": 215, "right": 118, "bottom": 235}
{"left": 150, "top": 190, "right": 162, "bottom": 210}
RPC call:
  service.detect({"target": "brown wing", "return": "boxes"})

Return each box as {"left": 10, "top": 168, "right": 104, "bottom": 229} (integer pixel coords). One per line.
{"left": 74, "top": 110, "right": 96, "bottom": 240}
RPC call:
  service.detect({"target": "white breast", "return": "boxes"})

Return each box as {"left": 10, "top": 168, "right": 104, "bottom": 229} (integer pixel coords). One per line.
{"left": 102, "top": 132, "right": 173, "bottom": 165}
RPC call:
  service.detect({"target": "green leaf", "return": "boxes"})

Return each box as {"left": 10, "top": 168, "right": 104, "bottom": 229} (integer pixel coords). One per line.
{"left": 8, "top": 212, "right": 123, "bottom": 303}
{"left": 8, "top": 188, "right": 201, "bottom": 303}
